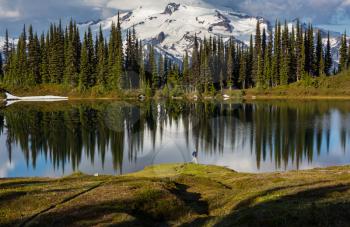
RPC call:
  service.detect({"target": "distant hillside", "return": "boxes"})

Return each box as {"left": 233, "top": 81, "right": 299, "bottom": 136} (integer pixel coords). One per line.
{"left": 247, "top": 72, "right": 350, "bottom": 98}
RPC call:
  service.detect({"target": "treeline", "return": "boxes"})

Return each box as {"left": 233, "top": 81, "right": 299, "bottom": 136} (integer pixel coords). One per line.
{"left": 187, "top": 20, "right": 334, "bottom": 92}
{"left": 0, "top": 14, "right": 181, "bottom": 93}
{"left": 0, "top": 17, "right": 341, "bottom": 95}
{"left": 338, "top": 32, "right": 350, "bottom": 73}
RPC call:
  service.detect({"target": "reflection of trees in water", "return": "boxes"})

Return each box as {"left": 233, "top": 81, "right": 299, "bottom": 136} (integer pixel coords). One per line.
{"left": 1, "top": 101, "right": 350, "bottom": 173}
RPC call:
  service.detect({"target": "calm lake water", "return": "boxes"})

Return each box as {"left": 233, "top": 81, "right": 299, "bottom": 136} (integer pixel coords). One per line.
{"left": 0, "top": 100, "right": 350, "bottom": 178}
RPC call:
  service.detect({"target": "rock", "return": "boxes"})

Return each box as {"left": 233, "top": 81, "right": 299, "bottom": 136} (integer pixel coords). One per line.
{"left": 163, "top": 3, "right": 181, "bottom": 15}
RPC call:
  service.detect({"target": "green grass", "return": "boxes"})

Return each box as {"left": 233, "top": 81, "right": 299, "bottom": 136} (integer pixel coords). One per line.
{"left": 1, "top": 164, "right": 350, "bottom": 226}
{"left": 246, "top": 72, "right": 350, "bottom": 99}
{"left": 2, "top": 72, "right": 350, "bottom": 100}
{"left": 0, "top": 84, "right": 143, "bottom": 100}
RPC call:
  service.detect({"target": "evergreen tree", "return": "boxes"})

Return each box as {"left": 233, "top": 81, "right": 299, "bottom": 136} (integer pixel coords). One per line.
{"left": 0, "top": 52, "right": 3, "bottom": 81}
{"left": 304, "top": 25, "right": 314, "bottom": 75}
{"left": 138, "top": 40, "right": 146, "bottom": 88}
{"left": 183, "top": 51, "right": 190, "bottom": 90}
{"left": 40, "top": 33, "right": 50, "bottom": 83}
{"left": 191, "top": 35, "right": 200, "bottom": 91}
{"left": 64, "top": 21, "right": 79, "bottom": 87}
{"left": 227, "top": 39, "right": 234, "bottom": 89}
{"left": 96, "top": 25, "right": 107, "bottom": 87}
{"left": 262, "top": 28, "right": 267, "bottom": 62}
{"left": 85, "top": 27, "right": 96, "bottom": 87}
{"left": 148, "top": 45, "right": 158, "bottom": 90}
{"left": 158, "top": 54, "right": 165, "bottom": 86}
{"left": 247, "top": 35, "right": 254, "bottom": 87}
{"left": 324, "top": 32, "right": 333, "bottom": 76}
{"left": 3, "top": 29, "right": 10, "bottom": 65}
{"left": 315, "top": 30, "right": 323, "bottom": 76}
{"left": 253, "top": 21, "right": 262, "bottom": 86}
{"left": 296, "top": 20, "right": 304, "bottom": 81}
{"left": 289, "top": 26, "right": 296, "bottom": 82}
{"left": 108, "top": 13, "right": 124, "bottom": 90}
{"left": 264, "top": 31, "right": 273, "bottom": 87}
{"left": 339, "top": 32, "right": 348, "bottom": 72}
{"left": 272, "top": 21, "right": 281, "bottom": 86}
{"left": 280, "top": 21, "right": 289, "bottom": 85}
{"left": 240, "top": 49, "right": 247, "bottom": 89}
{"left": 79, "top": 33, "right": 89, "bottom": 90}
{"left": 17, "top": 25, "right": 28, "bottom": 85}
{"left": 49, "top": 22, "right": 65, "bottom": 83}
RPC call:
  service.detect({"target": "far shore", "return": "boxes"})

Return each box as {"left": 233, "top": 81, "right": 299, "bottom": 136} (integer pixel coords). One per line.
{"left": 3, "top": 94, "right": 350, "bottom": 103}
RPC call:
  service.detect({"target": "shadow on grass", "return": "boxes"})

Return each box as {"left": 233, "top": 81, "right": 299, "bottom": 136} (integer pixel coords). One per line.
{"left": 168, "top": 182, "right": 209, "bottom": 215}
{"left": 215, "top": 183, "right": 350, "bottom": 227}
{"left": 3, "top": 183, "right": 208, "bottom": 227}
{"left": 0, "top": 191, "right": 27, "bottom": 203}
{"left": 3, "top": 181, "right": 210, "bottom": 226}
{"left": 0, "top": 180, "right": 50, "bottom": 189}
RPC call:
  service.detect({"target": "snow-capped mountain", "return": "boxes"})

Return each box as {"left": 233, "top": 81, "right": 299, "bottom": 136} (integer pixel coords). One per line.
{"left": 0, "top": 36, "right": 17, "bottom": 55}
{"left": 0, "top": 37, "right": 7, "bottom": 54}
{"left": 0, "top": 2, "right": 344, "bottom": 67}
{"left": 78, "top": 2, "right": 345, "bottom": 67}
{"left": 79, "top": 3, "right": 269, "bottom": 59}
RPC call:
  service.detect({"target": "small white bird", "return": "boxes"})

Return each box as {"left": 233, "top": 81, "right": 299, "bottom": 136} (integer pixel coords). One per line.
{"left": 94, "top": 173, "right": 99, "bottom": 177}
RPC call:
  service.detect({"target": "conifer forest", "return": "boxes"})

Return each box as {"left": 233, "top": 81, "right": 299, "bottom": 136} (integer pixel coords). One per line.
{"left": 1, "top": 14, "right": 348, "bottom": 96}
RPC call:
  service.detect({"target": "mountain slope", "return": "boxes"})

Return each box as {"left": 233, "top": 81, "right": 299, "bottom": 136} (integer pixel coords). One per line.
{"left": 79, "top": 3, "right": 344, "bottom": 67}
{"left": 0, "top": 36, "right": 17, "bottom": 57}
{"left": 79, "top": 3, "right": 269, "bottom": 59}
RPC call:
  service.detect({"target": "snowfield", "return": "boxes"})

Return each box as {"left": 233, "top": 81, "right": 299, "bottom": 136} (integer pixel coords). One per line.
{"left": 78, "top": 3, "right": 343, "bottom": 66}
{"left": 79, "top": 3, "right": 268, "bottom": 59}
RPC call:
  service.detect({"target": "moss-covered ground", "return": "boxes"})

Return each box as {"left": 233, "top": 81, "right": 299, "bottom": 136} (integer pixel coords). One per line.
{"left": 1, "top": 164, "right": 350, "bottom": 226}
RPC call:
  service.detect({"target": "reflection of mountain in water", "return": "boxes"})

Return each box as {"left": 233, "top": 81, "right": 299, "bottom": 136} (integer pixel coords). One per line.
{"left": 0, "top": 100, "right": 349, "bottom": 173}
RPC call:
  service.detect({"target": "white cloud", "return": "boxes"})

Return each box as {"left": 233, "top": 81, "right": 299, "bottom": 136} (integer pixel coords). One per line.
{"left": 0, "top": 9, "right": 20, "bottom": 19}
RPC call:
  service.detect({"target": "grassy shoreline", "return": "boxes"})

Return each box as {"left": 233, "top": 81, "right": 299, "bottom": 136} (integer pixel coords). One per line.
{"left": 1, "top": 164, "right": 350, "bottom": 226}
{"left": 3, "top": 74, "right": 350, "bottom": 101}
{"left": 4, "top": 87, "right": 350, "bottom": 101}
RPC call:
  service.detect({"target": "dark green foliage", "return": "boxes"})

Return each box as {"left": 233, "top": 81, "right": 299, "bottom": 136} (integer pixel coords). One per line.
{"left": 186, "top": 19, "right": 337, "bottom": 92}
{"left": 27, "top": 25, "right": 41, "bottom": 85}
{"left": 183, "top": 52, "right": 190, "bottom": 89}
{"left": 0, "top": 52, "right": 3, "bottom": 81}
{"left": 64, "top": 20, "right": 80, "bottom": 87}
{"left": 96, "top": 25, "right": 108, "bottom": 87}
{"left": 148, "top": 45, "right": 159, "bottom": 90}
{"left": 324, "top": 32, "right": 333, "bottom": 76}
{"left": 315, "top": 30, "right": 324, "bottom": 76}
{"left": 1, "top": 18, "right": 340, "bottom": 95}
{"left": 280, "top": 21, "right": 289, "bottom": 85}
{"left": 272, "top": 21, "right": 281, "bottom": 86}
{"left": 3, "top": 29, "right": 10, "bottom": 65}
{"left": 79, "top": 33, "right": 89, "bottom": 90}
{"left": 339, "top": 32, "right": 348, "bottom": 72}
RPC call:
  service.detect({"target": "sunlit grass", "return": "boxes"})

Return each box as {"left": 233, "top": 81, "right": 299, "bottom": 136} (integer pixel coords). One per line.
{"left": 1, "top": 164, "right": 350, "bottom": 226}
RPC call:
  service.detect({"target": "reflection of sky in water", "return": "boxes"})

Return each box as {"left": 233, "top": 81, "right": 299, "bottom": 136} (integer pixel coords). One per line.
{"left": 0, "top": 103, "right": 350, "bottom": 178}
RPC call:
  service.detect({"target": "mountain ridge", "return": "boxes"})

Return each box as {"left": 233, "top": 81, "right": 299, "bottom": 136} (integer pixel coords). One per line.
{"left": 78, "top": 3, "right": 269, "bottom": 60}
{"left": 0, "top": 3, "right": 344, "bottom": 66}
{"left": 77, "top": 2, "right": 342, "bottom": 66}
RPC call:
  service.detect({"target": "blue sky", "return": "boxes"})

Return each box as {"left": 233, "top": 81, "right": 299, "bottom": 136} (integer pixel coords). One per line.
{"left": 1, "top": 0, "right": 350, "bottom": 36}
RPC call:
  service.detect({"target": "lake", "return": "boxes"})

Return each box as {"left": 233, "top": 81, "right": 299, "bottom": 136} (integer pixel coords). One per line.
{"left": 0, "top": 100, "right": 350, "bottom": 178}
